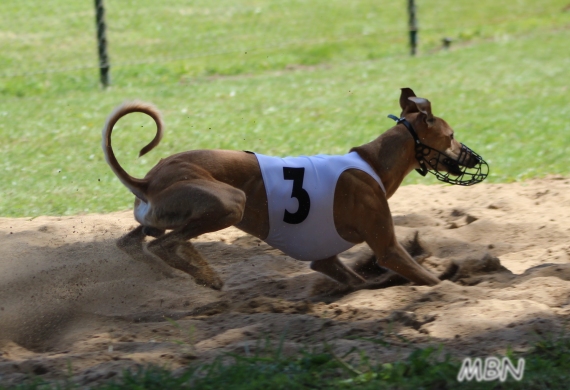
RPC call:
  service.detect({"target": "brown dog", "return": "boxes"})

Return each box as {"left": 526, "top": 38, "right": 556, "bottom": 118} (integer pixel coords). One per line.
{"left": 102, "top": 88, "right": 486, "bottom": 290}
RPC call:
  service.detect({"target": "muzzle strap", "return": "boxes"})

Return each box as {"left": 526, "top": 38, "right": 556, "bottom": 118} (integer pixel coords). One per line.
{"left": 387, "top": 114, "right": 428, "bottom": 176}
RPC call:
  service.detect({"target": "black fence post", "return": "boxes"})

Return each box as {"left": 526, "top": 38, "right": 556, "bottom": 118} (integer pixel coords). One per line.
{"left": 94, "top": 0, "right": 110, "bottom": 87}
{"left": 408, "top": 0, "right": 418, "bottom": 56}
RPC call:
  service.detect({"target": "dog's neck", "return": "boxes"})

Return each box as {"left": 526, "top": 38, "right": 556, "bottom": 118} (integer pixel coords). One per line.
{"left": 351, "top": 126, "right": 417, "bottom": 199}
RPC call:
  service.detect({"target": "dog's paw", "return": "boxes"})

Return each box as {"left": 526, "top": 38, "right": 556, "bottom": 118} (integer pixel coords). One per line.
{"left": 310, "top": 277, "right": 352, "bottom": 297}
{"left": 195, "top": 274, "right": 224, "bottom": 291}
{"left": 361, "top": 272, "right": 410, "bottom": 290}
{"left": 352, "top": 254, "right": 389, "bottom": 279}
{"left": 438, "top": 261, "right": 460, "bottom": 281}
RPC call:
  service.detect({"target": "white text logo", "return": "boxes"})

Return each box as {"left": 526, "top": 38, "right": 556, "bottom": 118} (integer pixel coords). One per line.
{"left": 457, "top": 357, "right": 525, "bottom": 382}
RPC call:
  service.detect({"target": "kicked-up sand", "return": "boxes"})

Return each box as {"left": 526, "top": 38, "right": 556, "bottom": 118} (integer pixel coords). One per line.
{"left": 1, "top": 177, "right": 570, "bottom": 386}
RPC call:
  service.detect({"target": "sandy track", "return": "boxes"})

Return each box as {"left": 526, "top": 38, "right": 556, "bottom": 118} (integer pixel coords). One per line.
{"left": 1, "top": 178, "right": 570, "bottom": 386}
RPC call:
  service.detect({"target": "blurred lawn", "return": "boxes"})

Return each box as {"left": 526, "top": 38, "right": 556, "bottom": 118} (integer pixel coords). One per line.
{"left": 0, "top": 0, "right": 569, "bottom": 217}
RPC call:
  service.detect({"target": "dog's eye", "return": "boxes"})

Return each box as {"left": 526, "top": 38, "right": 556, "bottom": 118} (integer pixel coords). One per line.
{"left": 450, "top": 133, "right": 454, "bottom": 140}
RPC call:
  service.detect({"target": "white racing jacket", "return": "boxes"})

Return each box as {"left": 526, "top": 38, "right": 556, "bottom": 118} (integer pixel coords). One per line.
{"left": 254, "top": 151, "right": 385, "bottom": 261}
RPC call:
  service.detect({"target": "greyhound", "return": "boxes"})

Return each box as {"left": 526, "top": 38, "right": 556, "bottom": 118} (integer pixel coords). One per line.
{"left": 102, "top": 88, "right": 488, "bottom": 290}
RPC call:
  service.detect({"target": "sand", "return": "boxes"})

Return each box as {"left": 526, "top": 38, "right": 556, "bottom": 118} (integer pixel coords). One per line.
{"left": 1, "top": 177, "right": 570, "bottom": 386}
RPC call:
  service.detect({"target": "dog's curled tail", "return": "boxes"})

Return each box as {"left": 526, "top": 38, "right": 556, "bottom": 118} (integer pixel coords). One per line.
{"left": 101, "top": 101, "right": 164, "bottom": 203}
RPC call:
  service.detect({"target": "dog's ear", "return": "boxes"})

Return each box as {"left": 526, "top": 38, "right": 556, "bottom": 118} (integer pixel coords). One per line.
{"left": 408, "top": 96, "right": 435, "bottom": 127}
{"left": 399, "top": 88, "right": 418, "bottom": 116}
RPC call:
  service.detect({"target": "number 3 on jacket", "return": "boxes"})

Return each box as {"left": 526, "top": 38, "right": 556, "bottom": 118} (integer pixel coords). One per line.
{"left": 282, "top": 167, "right": 311, "bottom": 224}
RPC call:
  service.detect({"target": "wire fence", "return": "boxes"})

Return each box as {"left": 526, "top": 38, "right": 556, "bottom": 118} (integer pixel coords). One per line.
{"left": 1, "top": 0, "right": 567, "bottom": 81}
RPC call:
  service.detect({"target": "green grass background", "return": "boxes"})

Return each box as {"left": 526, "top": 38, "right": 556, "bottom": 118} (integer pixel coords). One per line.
{"left": 1, "top": 0, "right": 569, "bottom": 217}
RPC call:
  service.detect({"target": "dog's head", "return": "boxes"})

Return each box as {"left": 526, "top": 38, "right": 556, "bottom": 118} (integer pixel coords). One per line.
{"left": 398, "top": 88, "right": 488, "bottom": 185}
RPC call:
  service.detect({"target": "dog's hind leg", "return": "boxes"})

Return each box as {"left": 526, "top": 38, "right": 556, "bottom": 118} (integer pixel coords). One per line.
{"left": 310, "top": 256, "right": 367, "bottom": 286}
{"left": 117, "top": 225, "right": 174, "bottom": 277}
{"left": 144, "top": 181, "right": 246, "bottom": 290}
{"left": 117, "top": 225, "right": 147, "bottom": 250}
{"left": 176, "top": 242, "right": 224, "bottom": 289}
{"left": 143, "top": 238, "right": 225, "bottom": 289}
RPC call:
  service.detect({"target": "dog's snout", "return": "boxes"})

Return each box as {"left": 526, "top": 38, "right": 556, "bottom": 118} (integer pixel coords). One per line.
{"left": 469, "top": 156, "right": 479, "bottom": 168}
{"left": 464, "top": 151, "right": 480, "bottom": 168}
{"left": 457, "top": 145, "right": 479, "bottom": 168}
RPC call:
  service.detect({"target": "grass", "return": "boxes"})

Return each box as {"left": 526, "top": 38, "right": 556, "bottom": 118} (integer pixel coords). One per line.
{"left": 0, "top": 0, "right": 569, "bottom": 217}
{"left": 3, "top": 333, "right": 570, "bottom": 389}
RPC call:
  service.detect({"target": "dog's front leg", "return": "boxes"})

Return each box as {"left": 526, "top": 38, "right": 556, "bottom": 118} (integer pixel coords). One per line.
{"left": 310, "top": 256, "right": 367, "bottom": 286}
{"left": 350, "top": 188, "right": 440, "bottom": 286}
{"left": 372, "top": 239, "right": 440, "bottom": 286}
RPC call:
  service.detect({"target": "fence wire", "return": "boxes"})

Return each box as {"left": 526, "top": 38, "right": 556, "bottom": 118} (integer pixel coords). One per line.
{"left": 1, "top": 0, "right": 567, "bottom": 79}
